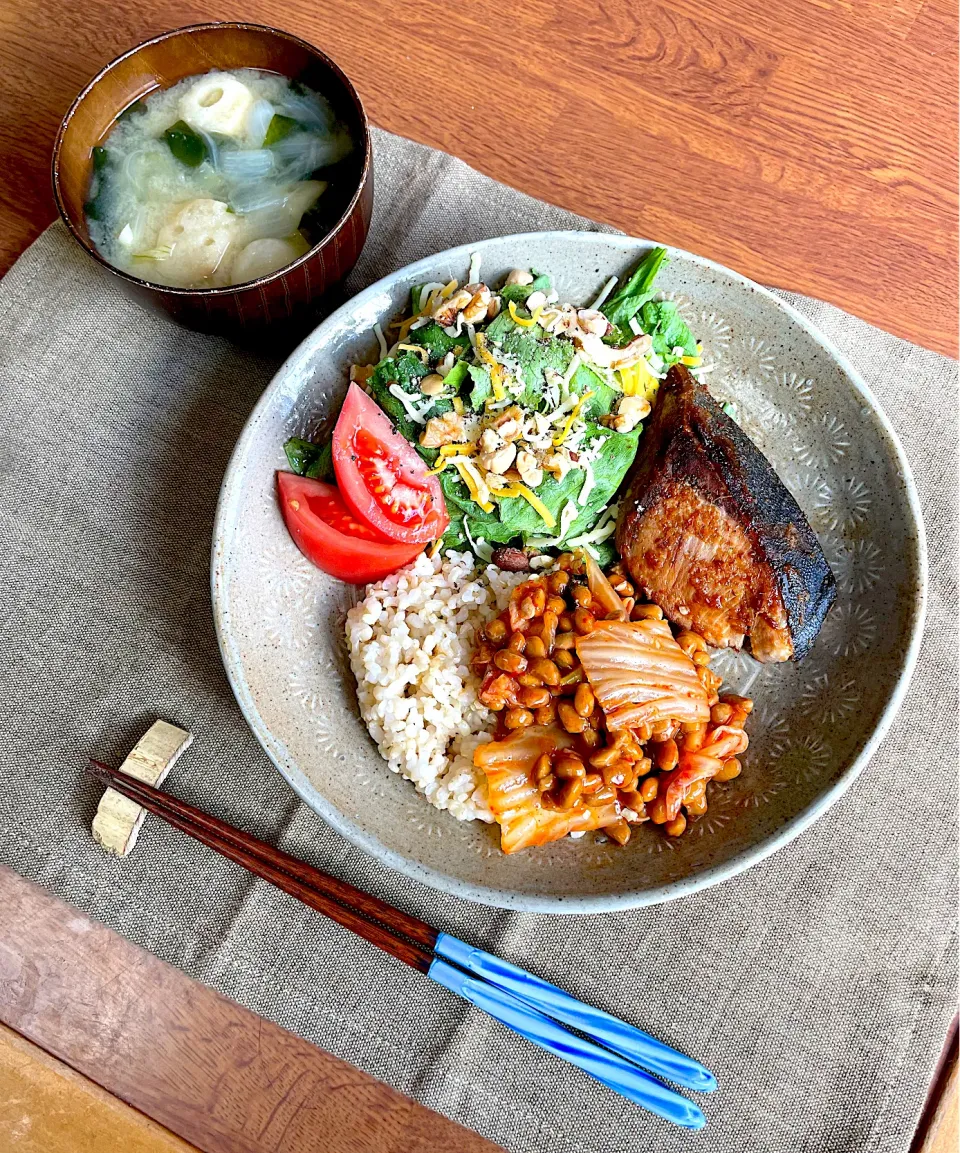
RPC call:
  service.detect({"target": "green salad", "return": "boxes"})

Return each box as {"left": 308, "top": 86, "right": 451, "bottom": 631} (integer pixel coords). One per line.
{"left": 286, "top": 248, "right": 700, "bottom": 565}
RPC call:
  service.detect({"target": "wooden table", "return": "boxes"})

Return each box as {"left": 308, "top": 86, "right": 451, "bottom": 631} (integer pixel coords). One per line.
{"left": 0, "top": 2, "right": 956, "bottom": 1149}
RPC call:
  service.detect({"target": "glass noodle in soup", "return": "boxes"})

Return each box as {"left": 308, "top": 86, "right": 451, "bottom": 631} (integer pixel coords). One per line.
{"left": 85, "top": 69, "right": 355, "bottom": 289}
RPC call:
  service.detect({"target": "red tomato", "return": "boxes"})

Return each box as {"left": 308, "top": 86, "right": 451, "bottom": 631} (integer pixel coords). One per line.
{"left": 333, "top": 383, "right": 449, "bottom": 545}
{"left": 277, "top": 472, "right": 422, "bottom": 584}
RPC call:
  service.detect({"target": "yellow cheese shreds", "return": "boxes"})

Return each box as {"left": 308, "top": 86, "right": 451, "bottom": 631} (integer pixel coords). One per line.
{"left": 396, "top": 315, "right": 418, "bottom": 342}
{"left": 422, "top": 280, "right": 457, "bottom": 315}
{"left": 453, "top": 456, "right": 494, "bottom": 512}
{"left": 496, "top": 484, "right": 557, "bottom": 529}
{"left": 428, "top": 538, "right": 443, "bottom": 557}
{"left": 453, "top": 397, "right": 464, "bottom": 414}
{"left": 553, "top": 390, "right": 594, "bottom": 447}
{"left": 475, "top": 333, "right": 507, "bottom": 400}
{"left": 508, "top": 301, "right": 543, "bottom": 328}
{"left": 617, "top": 362, "right": 660, "bottom": 403}
{"left": 681, "top": 342, "right": 703, "bottom": 367}
{"left": 425, "top": 442, "right": 477, "bottom": 475}
{"left": 397, "top": 343, "right": 429, "bottom": 363}
{"left": 474, "top": 332, "right": 496, "bottom": 366}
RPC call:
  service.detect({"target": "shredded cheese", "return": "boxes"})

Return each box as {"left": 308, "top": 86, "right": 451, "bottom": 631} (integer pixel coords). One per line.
{"left": 562, "top": 353, "right": 582, "bottom": 387}
{"left": 681, "top": 354, "right": 702, "bottom": 366}
{"left": 464, "top": 518, "right": 494, "bottom": 562}
{"left": 453, "top": 456, "right": 493, "bottom": 512}
{"left": 468, "top": 252, "right": 482, "bottom": 284}
{"left": 397, "top": 343, "right": 429, "bottom": 363}
{"left": 474, "top": 332, "right": 495, "bottom": 366}
{"left": 396, "top": 315, "right": 419, "bottom": 343}
{"left": 440, "top": 279, "right": 458, "bottom": 300}
{"left": 588, "top": 276, "right": 618, "bottom": 311}
{"left": 553, "top": 390, "right": 593, "bottom": 446}
{"left": 373, "top": 323, "right": 388, "bottom": 360}
{"left": 388, "top": 383, "right": 430, "bottom": 424}
{"left": 475, "top": 333, "right": 507, "bottom": 400}
{"left": 495, "top": 483, "right": 557, "bottom": 529}
{"left": 530, "top": 500, "right": 579, "bottom": 548}
{"left": 512, "top": 484, "right": 556, "bottom": 528}
{"left": 425, "top": 441, "right": 478, "bottom": 474}
{"left": 617, "top": 360, "right": 661, "bottom": 402}
{"left": 577, "top": 458, "right": 596, "bottom": 507}
{"left": 567, "top": 501, "right": 620, "bottom": 548}
{"left": 508, "top": 301, "right": 543, "bottom": 328}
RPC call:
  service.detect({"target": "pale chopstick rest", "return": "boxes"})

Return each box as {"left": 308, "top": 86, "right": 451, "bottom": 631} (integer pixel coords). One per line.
{"left": 92, "top": 720, "right": 193, "bottom": 856}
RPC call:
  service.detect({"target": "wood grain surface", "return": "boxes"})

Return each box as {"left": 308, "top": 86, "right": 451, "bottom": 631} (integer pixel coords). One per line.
{"left": 0, "top": 2, "right": 955, "bottom": 1149}
{"left": 0, "top": 1023, "right": 200, "bottom": 1153}
{"left": 0, "top": 0, "right": 956, "bottom": 354}
{"left": 914, "top": 1018, "right": 959, "bottom": 1153}
{"left": 0, "top": 866, "right": 503, "bottom": 1153}
{"left": 920, "top": 1063, "right": 958, "bottom": 1153}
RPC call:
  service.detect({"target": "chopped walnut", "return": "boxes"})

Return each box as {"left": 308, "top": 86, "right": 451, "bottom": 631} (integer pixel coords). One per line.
{"left": 516, "top": 449, "right": 543, "bottom": 489}
{"left": 461, "top": 284, "right": 492, "bottom": 324}
{"left": 577, "top": 308, "right": 610, "bottom": 337}
{"left": 607, "top": 395, "right": 651, "bottom": 434}
{"left": 431, "top": 288, "right": 473, "bottom": 327}
{"left": 478, "top": 442, "right": 517, "bottom": 476}
{"left": 504, "top": 269, "right": 534, "bottom": 286}
{"left": 479, "top": 428, "right": 502, "bottom": 453}
{"left": 349, "top": 363, "right": 374, "bottom": 384}
{"left": 491, "top": 406, "right": 524, "bottom": 442}
{"left": 420, "top": 411, "right": 466, "bottom": 448}
{"left": 575, "top": 330, "right": 653, "bottom": 370}
{"left": 542, "top": 449, "right": 575, "bottom": 482}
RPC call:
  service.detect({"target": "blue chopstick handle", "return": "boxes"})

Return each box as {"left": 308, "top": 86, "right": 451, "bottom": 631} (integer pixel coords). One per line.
{"left": 434, "top": 933, "right": 715, "bottom": 1094}
{"left": 428, "top": 958, "right": 705, "bottom": 1130}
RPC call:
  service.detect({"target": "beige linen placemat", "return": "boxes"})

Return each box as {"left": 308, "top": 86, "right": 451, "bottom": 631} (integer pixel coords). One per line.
{"left": 0, "top": 128, "right": 956, "bottom": 1153}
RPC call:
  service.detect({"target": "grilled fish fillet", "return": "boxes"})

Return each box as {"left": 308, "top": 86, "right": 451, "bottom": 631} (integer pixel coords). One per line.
{"left": 616, "top": 365, "right": 836, "bottom": 662}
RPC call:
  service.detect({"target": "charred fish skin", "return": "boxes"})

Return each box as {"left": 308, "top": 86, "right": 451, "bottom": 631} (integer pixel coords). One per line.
{"left": 616, "top": 365, "right": 836, "bottom": 662}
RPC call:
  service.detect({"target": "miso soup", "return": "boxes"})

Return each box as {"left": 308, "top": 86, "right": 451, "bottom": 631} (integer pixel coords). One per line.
{"left": 85, "top": 69, "right": 357, "bottom": 289}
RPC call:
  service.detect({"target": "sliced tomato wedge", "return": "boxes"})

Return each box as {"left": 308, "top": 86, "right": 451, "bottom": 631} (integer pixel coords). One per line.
{"left": 277, "top": 472, "right": 422, "bottom": 584}
{"left": 332, "top": 383, "right": 449, "bottom": 545}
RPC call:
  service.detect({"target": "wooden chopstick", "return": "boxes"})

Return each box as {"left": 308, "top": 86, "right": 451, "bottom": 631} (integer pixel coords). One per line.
{"left": 84, "top": 758, "right": 716, "bottom": 1129}
{"left": 86, "top": 759, "right": 438, "bottom": 973}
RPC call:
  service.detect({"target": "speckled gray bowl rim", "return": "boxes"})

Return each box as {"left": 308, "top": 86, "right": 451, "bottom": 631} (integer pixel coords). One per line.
{"left": 211, "top": 230, "right": 927, "bottom": 913}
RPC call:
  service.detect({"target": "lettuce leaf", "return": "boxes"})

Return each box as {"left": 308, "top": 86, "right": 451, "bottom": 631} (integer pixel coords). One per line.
{"left": 468, "top": 364, "right": 492, "bottom": 409}
{"left": 601, "top": 247, "right": 667, "bottom": 332}
{"left": 407, "top": 321, "right": 467, "bottom": 363}
{"left": 568, "top": 362, "right": 618, "bottom": 421}
{"left": 494, "top": 324, "right": 573, "bottom": 408}
{"left": 638, "top": 300, "right": 697, "bottom": 361}
{"left": 439, "top": 422, "right": 640, "bottom": 548}
{"left": 443, "top": 360, "right": 469, "bottom": 391}
{"left": 283, "top": 436, "right": 334, "bottom": 482}
{"left": 367, "top": 352, "right": 434, "bottom": 441}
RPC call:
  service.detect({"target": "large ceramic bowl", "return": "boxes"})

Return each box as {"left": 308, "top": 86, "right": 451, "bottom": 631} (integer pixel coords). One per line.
{"left": 212, "top": 232, "right": 926, "bottom": 912}
{"left": 52, "top": 23, "right": 372, "bottom": 336}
